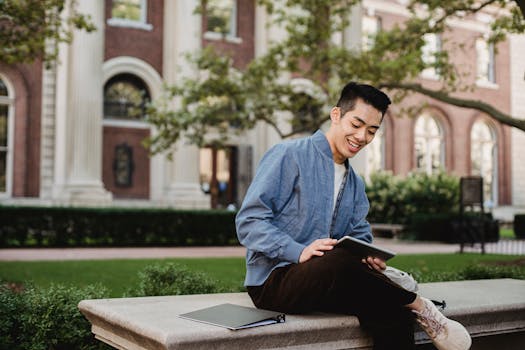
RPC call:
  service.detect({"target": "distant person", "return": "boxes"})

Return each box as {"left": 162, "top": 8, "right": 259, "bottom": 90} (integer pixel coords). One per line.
{"left": 236, "top": 82, "right": 471, "bottom": 350}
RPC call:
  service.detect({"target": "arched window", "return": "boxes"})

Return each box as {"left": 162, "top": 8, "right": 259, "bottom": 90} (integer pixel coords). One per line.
{"left": 471, "top": 120, "right": 497, "bottom": 206}
{"left": 103, "top": 74, "right": 150, "bottom": 121}
{"left": 0, "top": 77, "right": 12, "bottom": 194}
{"left": 414, "top": 114, "right": 444, "bottom": 174}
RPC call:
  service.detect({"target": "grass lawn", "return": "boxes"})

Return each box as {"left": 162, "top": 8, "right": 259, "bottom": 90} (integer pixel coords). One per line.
{"left": 500, "top": 228, "right": 516, "bottom": 239}
{"left": 0, "top": 258, "right": 246, "bottom": 297}
{"left": 1, "top": 254, "right": 524, "bottom": 297}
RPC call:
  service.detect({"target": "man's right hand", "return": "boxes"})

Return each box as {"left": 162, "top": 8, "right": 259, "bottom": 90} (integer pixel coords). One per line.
{"left": 299, "top": 238, "right": 338, "bottom": 263}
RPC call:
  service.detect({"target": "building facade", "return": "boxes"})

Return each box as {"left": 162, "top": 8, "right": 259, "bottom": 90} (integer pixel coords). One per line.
{"left": 0, "top": 0, "right": 524, "bottom": 213}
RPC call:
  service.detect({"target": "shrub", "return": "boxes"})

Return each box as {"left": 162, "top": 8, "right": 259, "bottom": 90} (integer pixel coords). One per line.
{"left": 459, "top": 264, "right": 525, "bottom": 280}
{"left": 0, "top": 284, "right": 25, "bottom": 349}
{"left": 514, "top": 214, "right": 525, "bottom": 239}
{"left": 0, "top": 283, "right": 110, "bottom": 350}
{"left": 126, "top": 263, "right": 220, "bottom": 297}
{"left": 365, "top": 171, "right": 406, "bottom": 224}
{"left": 406, "top": 263, "right": 525, "bottom": 283}
{"left": 366, "top": 170, "right": 459, "bottom": 225}
{"left": 402, "top": 171, "right": 459, "bottom": 217}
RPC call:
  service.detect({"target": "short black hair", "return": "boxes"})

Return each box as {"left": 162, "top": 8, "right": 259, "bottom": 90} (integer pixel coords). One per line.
{"left": 336, "top": 82, "right": 391, "bottom": 118}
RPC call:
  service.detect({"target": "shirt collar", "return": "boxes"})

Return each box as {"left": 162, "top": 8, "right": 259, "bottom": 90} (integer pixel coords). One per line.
{"left": 312, "top": 130, "right": 349, "bottom": 169}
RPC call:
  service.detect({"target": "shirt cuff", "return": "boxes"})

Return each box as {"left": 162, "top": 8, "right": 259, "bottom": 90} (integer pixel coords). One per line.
{"left": 279, "top": 240, "right": 306, "bottom": 263}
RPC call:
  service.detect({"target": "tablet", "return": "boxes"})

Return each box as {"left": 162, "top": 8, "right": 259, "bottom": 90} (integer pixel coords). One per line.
{"left": 336, "top": 236, "right": 396, "bottom": 261}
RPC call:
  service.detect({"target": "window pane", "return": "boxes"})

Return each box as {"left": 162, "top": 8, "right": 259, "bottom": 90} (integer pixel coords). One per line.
{"left": 0, "top": 150, "right": 5, "bottom": 192}
{"left": 414, "top": 135, "right": 426, "bottom": 170}
{"left": 421, "top": 34, "right": 441, "bottom": 77}
{"left": 471, "top": 121, "right": 496, "bottom": 204}
{"left": 367, "top": 126, "right": 384, "bottom": 174}
{"left": 104, "top": 75, "right": 150, "bottom": 120}
{"left": 199, "top": 148, "right": 213, "bottom": 193}
{"left": 429, "top": 138, "right": 441, "bottom": 172}
{"left": 0, "top": 105, "right": 7, "bottom": 147}
{"left": 216, "top": 149, "right": 231, "bottom": 207}
{"left": 112, "top": 0, "right": 142, "bottom": 21}
{"left": 362, "top": 15, "right": 381, "bottom": 51}
{"left": 476, "top": 38, "right": 493, "bottom": 82}
{"left": 0, "top": 79, "right": 7, "bottom": 96}
{"left": 207, "top": 0, "right": 235, "bottom": 35}
{"left": 414, "top": 114, "right": 443, "bottom": 174}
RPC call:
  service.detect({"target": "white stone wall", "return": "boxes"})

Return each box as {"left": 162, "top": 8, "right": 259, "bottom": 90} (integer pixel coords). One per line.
{"left": 510, "top": 34, "right": 525, "bottom": 206}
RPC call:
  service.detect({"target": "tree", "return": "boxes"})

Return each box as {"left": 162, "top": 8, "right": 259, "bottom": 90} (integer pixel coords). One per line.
{"left": 0, "top": 0, "right": 95, "bottom": 67}
{"left": 146, "top": 0, "right": 525, "bottom": 154}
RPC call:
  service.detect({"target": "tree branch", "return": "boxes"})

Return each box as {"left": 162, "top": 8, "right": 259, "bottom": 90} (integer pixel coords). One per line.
{"left": 380, "top": 82, "right": 525, "bottom": 131}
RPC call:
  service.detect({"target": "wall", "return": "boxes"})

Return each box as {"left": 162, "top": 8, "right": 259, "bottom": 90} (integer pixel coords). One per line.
{"left": 104, "top": 0, "right": 164, "bottom": 75}
{"left": 0, "top": 61, "right": 42, "bottom": 198}
{"left": 102, "top": 126, "right": 150, "bottom": 199}
{"left": 202, "top": 0, "right": 256, "bottom": 68}
{"left": 370, "top": 1, "right": 512, "bottom": 205}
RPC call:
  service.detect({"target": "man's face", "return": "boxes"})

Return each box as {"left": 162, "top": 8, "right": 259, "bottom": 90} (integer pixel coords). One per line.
{"left": 327, "top": 98, "right": 382, "bottom": 163}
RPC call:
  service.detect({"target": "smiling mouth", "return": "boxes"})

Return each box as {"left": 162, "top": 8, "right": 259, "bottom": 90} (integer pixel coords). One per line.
{"left": 347, "top": 139, "right": 362, "bottom": 152}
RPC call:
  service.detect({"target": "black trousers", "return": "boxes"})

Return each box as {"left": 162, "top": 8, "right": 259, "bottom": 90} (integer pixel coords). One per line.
{"left": 247, "top": 246, "right": 418, "bottom": 350}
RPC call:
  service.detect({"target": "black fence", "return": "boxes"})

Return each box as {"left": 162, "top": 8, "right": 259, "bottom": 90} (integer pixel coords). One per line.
{"left": 461, "top": 238, "right": 525, "bottom": 255}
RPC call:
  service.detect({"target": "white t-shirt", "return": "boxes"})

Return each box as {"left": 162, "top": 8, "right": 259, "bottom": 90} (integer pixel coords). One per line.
{"left": 333, "top": 162, "right": 346, "bottom": 212}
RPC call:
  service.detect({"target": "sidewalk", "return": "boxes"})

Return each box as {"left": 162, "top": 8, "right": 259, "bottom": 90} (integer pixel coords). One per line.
{"left": 0, "top": 238, "right": 459, "bottom": 261}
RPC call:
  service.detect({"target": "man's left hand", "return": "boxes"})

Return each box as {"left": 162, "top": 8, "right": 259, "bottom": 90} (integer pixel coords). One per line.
{"left": 362, "top": 256, "right": 386, "bottom": 272}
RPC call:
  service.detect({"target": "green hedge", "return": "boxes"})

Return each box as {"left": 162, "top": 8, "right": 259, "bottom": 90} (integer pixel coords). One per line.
{"left": 365, "top": 171, "right": 502, "bottom": 243}
{"left": 0, "top": 283, "right": 111, "bottom": 350}
{"left": 0, "top": 207, "right": 238, "bottom": 247}
{"left": 515, "top": 214, "right": 525, "bottom": 239}
{"left": 407, "top": 212, "right": 499, "bottom": 243}
{"left": 366, "top": 170, "right": 459, "bottom": 225}
{"left": 0, "top": 263, "right": 225, "bottom": 350}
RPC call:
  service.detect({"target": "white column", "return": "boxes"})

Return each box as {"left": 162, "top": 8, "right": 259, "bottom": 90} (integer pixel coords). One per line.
{"left": 510, "top": 34, "right": 525, "bottom": 207}
{"left": 344, "top": 3, "right": 368, "bottom": 176}
{"left": 52, "top": 0, "right": 111, "bottom": 205}
{"left": 161, "top": 0, "right": 209, "bottom": 208}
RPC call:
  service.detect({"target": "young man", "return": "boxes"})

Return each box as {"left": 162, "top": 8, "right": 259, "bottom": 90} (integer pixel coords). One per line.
{"left": 236, "top": 82, "right": 471, "bottom": 350}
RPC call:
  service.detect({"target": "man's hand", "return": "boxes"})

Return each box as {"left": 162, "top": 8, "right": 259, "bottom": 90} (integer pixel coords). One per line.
{"left": 362, "top": 256, "right": 386, "bottom": 272}
{"left": 299, "top": 238, "right": 338, "bottom": 263}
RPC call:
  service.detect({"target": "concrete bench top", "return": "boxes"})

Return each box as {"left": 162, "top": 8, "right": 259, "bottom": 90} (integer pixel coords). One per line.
{"left": 79, "top": 278, "right": 525, "bottom": 350}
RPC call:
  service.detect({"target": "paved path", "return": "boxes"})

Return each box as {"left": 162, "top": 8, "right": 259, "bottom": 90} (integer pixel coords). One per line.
{"left": 0, "top": 238, "right": 459, "bottom": 261}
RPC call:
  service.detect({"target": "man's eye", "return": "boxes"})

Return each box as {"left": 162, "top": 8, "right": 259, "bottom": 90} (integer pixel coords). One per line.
{"left": 351, "top": 124, "right": 359, "bottom": 128}
{"left": 368, "top": 130, "right": 376, "bottom": 136}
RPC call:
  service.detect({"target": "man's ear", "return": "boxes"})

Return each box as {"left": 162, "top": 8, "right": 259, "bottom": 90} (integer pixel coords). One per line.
{"left": 330, "top": 107, "right": 341, "bottom": 123}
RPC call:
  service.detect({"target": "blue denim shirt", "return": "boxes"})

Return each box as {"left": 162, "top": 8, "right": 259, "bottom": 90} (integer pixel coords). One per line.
{"left": 236, "top": 130, "right": 372, "bottom": 286}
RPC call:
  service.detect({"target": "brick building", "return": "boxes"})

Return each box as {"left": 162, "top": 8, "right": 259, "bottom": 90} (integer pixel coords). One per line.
{"left": 0, "top": 0, "right": 524, "bottom": 214}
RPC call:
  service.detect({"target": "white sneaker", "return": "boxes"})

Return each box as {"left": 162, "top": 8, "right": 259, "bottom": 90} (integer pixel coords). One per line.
{"left": 413, "top": 297, "right": 472, "bottom": 350}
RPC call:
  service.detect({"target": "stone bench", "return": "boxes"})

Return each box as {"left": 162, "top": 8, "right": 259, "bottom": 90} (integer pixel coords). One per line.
{"left": 79, "top": 278, "right": 525, "bottom": 350}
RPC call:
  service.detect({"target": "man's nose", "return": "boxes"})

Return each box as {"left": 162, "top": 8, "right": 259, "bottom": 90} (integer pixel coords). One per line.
{"left": 355, "top": 127, "right": 366, "bottom": 142}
